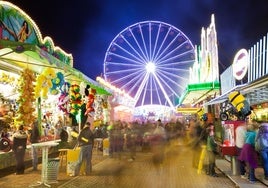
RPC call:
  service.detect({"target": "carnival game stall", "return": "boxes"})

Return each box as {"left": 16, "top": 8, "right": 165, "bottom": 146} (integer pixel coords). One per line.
{"left": 0, "top": 1, "right": 111, "bottom": 170}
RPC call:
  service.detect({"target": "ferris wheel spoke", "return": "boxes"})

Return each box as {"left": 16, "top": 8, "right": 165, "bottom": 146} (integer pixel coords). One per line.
{"left": 152, "top": 76, "right": 163, "bottom": 105}
{"left": 138, "top": 24, "right": 150, "bottom": 61}
{"left": 152, "top": 72, "right": 174, "bottom": 108}
{"left": 133, "top": 72, "right": 150, "bottom": 105}
{"left": 127, "top": 71, "right": 147, "bottom": 96}
{"left": 107, "top": 61, "right": 144, "bottom": 68}
{"left": 149, "top": 75, "right": 153, "bottom": 105}
{"left": 156, "top": 75, "right": 181, "bottom": 100}
{"left": 153, "top": 32, "right": 181, "bottom": 63}
{"left": 114, "top": 69, "right": 146, "bottom": 90}
{"left": 156, "top": 71, "right": 186, "bottom": 93}
{"left": 113, "top": 42, "right": 147, "bottom": 64}
{"left": 155, "top": 40, "right": 190, "bottom": 64}
{"left": 128, "top": 28, "right": 150, "bottom": 62}
{"left": 140, "top": 76, "right": 150, "bottom": 106}
{"left": 158, "top": 68, "right": 189, "bottom": 84}
{"left": 119, "top": 33, "right": 148, "bottom": 63}
{"left": 156, "top": 72, "right": 180, "bottom": 93}
{"left": 157, "top": 48, "right": 194, "bottom": 65}
{"left": 151, "top": 23, "right": 162, "bottom": 62}
{"left": 159, "top": 66, "right": 190, "bottom": 73}
{"left": 153, "top": 26, "right": 172, "bottom": 62}
{"left": 149, "top": 22, "right": 152, "bottom": 61}
{"left": 105, "top": 67, "right": 143, "bottom": 77}
{"left": 109, "top": 68, "right": 144, "bottom": 83}
{"left": 158, "top": 59, "right": 194, "bottom": 67}
{"left": 156, "top": 40, "right": 188, "bottom": 64}
{"left": 108, "top": 51, "right": 144, "bottom": 65}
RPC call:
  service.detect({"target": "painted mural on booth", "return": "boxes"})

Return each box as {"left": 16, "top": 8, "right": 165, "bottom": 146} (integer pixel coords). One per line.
{"left": 0, "top": 3, "right": 39, "bottom": 44}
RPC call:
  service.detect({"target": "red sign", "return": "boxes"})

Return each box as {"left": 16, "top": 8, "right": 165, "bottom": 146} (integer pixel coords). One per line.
{"left": 232, "top": 49, "right": 249, "bottom": 80}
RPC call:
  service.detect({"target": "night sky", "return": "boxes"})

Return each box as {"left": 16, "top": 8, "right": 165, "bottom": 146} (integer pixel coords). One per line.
{"left": 6, "top": 0, "right": 268, "bottom": 80}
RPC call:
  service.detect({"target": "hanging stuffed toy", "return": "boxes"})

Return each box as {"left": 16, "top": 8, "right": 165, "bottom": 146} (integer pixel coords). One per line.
{"left": 50, "top": 72, "right": 65, "bottom": 95}
{"left": 16, "top": 68, "right": 36, "bottom": 126}
{"left": 102, "top": 96, "right": 109, "bottom": 124}
{"left": 35, "top": 68, "right": 56, "bottom": 99}
{"left": 84, "top": 86, "right": 96, "bottom": 117}
{"left": 58, "top": 82, "right": 70, "bottom": 114}
{"left": 69, "top": 84, "right": 82, "bottom": 116}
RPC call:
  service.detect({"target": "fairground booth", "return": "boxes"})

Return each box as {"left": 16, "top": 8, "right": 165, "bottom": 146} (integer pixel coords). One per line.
{"left": 0, "top": 1, "right": 110, "bottom": 170}
{"left": 204, "top": 32, "right": 268, "bottom": 174}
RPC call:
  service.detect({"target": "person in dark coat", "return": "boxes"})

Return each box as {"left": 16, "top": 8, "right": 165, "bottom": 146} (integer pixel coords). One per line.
{"left": 29, "top": 121, "right": 40, "bottom": 171}
{"left": 206, "top": 123, "right": 218, "bottom": 177}
{"left": 75, "top": 122, "right": 95, "bottom": 176}
{"left": 12, "top": 125, "right": 28, "bottom": 175}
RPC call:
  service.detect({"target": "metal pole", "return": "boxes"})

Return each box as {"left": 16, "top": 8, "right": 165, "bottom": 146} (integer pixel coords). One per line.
{"left": 231, "top": 156, "right": 238, "bottom": 175}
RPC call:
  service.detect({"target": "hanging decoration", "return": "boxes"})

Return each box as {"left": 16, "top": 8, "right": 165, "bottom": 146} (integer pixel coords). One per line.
{"left": 102, "top": 96, "right": 109, "bottom": 124}
{"left": 94, "top": 95, "right": 103, "bottom": 120}
{"left": 0, "top": 71, "right": 17, "bottom": 86}
{"left": 35, "top": 67, "right": 56, "bottom": 99}
{"left": 84, "top": 86, "right": 96, "bottom": 117}
{"left": 16, "top": 68, "right": 36, "bottom": 126}
{"left": 50, "top": 72, "right": 65, "bottom": 95}
{"left": 58, "top": 82, "right": 70, "bottom": 114}
{"left": 69, "top": 84, "right": 82, "bottom": 116}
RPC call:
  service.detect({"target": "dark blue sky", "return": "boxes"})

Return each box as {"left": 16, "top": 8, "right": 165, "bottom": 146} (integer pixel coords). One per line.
{"left": 8, "top": 0, "right": 268, "bottom": 80}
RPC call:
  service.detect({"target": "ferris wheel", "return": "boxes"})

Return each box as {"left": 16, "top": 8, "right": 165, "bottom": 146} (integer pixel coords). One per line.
{"left": 103, "top": 21, "right": 195, "bottom": 110}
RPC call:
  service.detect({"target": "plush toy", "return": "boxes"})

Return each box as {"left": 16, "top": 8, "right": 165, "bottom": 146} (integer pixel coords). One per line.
{"left": 35, "top": 68, "right": 56, "bottom": 99}
{"left": 50, "top": 72, "right": 65, "bottom": 95}
{"left": 69, "top": 84, "right": 82, "bottom": 116}
{"left": 84, "top": 88, "right": 96, "bottom": 116}
{"left": 58, "top": 82, "right": 70, "bottom": 114}
{"left": 102, "top": 97, "right": 109, "bottom": 124}
{"left": 0, "top": 137, "right": 11, "bottom": 152}
{"left": 0, "top": 72, "right": 16, "bottom": 85}
{"left": 16, "top": 68, "right": 36, "bottom": 126}
{"left": 228, "top": 91, "right": 252, "bottom": 118}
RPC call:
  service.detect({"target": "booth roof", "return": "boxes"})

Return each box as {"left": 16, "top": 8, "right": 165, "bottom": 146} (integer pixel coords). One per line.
{"left": 0, "top": 40, "right": 111, "bottom": 95}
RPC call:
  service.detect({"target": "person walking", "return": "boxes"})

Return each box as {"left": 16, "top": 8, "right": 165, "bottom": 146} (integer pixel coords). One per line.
{"left": 75, "top": 122, "right": 94, "bottom": 176}
{"left": 255, "top": 122, "right": 268, "bottom": 180}
{"left": 189, "top": 119, "right": 205, "bottom": 169}
{"left": 12, "top": 125, "right": 28, "bottom": 175}
{"left": 29, "top": 121, "right": 40, "bottom": 171}
{"left": 235, "top": 123, "right": 247, "bottom": 178}
{"left": 206, "top": 123, "right": 218, "bottom": 177}
{"left": 238, "top": 123, "right": 259, "bottom": 183}
{"left": 125, "top": 122, "right": 137, "bottom": 161}
{"left": 150, "top": 119, "right": 167, "bottom": 173}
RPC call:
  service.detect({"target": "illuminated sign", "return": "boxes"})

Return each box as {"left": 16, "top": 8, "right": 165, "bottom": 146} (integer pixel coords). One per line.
{"left": 232, "top": 49, "right": 249, "bottom": 80}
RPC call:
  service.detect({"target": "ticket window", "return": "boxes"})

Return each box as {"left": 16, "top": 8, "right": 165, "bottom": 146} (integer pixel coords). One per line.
{"left": 221, "top": 120, "right": 245, "bottom": 156}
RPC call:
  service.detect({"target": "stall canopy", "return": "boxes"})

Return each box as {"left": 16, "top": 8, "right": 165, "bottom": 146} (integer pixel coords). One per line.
{"left": 179, "top": 81, "right": 220, "bottom": 106}
{"left": 0, "top": 1, "right": 110, "bottom": 95}
{"left": 204, "top": 75, "right": 268, "bottom": 107}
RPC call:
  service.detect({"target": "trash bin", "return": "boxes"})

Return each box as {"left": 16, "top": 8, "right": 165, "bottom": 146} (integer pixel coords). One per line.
{"left": 46, "top": 158, "right": 60, "bottom": 183}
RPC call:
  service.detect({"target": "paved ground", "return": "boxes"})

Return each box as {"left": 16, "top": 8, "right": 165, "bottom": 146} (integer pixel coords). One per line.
{"left": 56, "top": 143, "right": 235, "bottom": 188}
{"left": 0, "top": 139, "right": 268, "bottom": 188}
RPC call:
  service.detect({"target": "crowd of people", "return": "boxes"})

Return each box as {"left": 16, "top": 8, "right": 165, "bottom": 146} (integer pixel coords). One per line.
{"left": 188, "top": 117, "right": 268, "bottom": 183}
{"left": 236, "top": 121, "right": 268, "bottom": 183}
{"left": 106, "top": 119, "right": 185, "bottom": 160}
{"left": 1, "top": 114, "right": 186, "bottom": 176}
{"left": 2, "top": 105, "right": 268, "bottom": 183}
